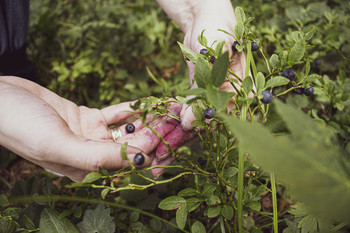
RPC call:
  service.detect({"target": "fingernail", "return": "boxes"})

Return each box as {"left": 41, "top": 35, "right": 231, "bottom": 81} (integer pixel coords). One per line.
{"left": 125, "top": 123, "right": 135, "bottom": 133}
{"left": 134, "top": 152, "right": 145, "bottom": 165}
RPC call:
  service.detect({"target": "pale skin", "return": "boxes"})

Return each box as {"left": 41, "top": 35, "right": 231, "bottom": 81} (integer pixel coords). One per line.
{"left": 0, "top": 0, "right": 246, "bottom": 181}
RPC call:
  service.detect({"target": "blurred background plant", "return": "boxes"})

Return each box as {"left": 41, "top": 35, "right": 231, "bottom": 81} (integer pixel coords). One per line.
{"left": 0, "top": 0, "right": 349, "bottom": 232}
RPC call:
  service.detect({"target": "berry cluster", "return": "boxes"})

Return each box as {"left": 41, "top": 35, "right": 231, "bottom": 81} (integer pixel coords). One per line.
{"left": 295, "top": 86, "right": 315, "bottom": 96}
{"left": 232, "top": 41, "right": 259, "bottom": 52}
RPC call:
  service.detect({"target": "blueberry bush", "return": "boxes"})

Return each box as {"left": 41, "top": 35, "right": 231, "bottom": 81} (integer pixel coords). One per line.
{"left": 1, "top": 0, "right": 349, "bottom": 233}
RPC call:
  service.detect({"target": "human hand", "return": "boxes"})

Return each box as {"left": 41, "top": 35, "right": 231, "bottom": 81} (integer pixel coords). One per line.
{"left": 0, "top": 76, "right": 155, "bottom": 181}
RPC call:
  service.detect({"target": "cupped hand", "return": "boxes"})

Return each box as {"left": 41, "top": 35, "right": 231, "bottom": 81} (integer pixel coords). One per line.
{"left": 0, "top": 76, "right": 154, "bottom": 181}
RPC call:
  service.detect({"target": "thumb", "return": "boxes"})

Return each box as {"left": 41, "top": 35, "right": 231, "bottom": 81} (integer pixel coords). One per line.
{"left": 54, "top": 136, "right": 151, "bottom": 171}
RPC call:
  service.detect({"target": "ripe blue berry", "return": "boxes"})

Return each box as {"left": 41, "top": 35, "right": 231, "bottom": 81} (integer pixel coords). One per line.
{"left": 232, "top": 41, "right": 239, "bottom": 51}
{"left": 281, "top": 68, "right": 295, "bottom": 81}
{"left": 261, "top": 90, "right": 273, "bottom": 104}
{"left": 200, "top": 48, "right": 208, "bottom": 55}
{"left": 210, "top": 56, "right": 216, "bottom": 63}
{"left": 251, "top": 42, "right": 259, "bottom": 51}
{"left": 134, "top": 153, "right": 145, "bottom": 165}
{"left": 303, "top": 86, "right": 314, "bottom": 96}
{"left": 125, "top": 123, "right": 135, "bottom": 133}
{"left": 295, "top": 87, "right": 304, "bottom": 94}
{"left": 204, "top": 108, "right": 215, "bottom": 119}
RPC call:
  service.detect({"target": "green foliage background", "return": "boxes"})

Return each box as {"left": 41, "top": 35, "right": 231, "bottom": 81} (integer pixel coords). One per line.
{"left": 0, "top": 0, "right": 349, "bottom": 232}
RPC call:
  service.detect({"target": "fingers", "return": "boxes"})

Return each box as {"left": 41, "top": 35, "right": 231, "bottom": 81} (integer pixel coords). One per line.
{"left": 101, "top": 100, "right": 142, "bottom": 125}
{"left": 156, "top": 124, "right": 197, "bottom": 160}
{"left": 115, "top": 103, "right": 182, "bottom": 154}
{"left": 54, "top": 136, "right": 151, "bottom": 172}
{"left": 151, "top": 155, "right": 175, "bottom": 178}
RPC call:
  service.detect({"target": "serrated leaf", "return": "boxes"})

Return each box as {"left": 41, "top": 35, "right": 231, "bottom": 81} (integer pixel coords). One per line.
{"left": 256, "top": 72, "right": 266, "bottom": 92}
{"left": 206, "top": 85, "right": 234, "bottom": 111}
{"left": 242, "top": 76, "right": 253, "bottom": 94}
{"left": 77, "top": 205, "right": 116, "bottom": 233}
{"left": 289, "top": 39, "right": 305, "bottom": 62}
{"left": 265, "top": 76, "right": 290, "bottom": 89}
{"left": 207, "top": 206, "right": 222, "bottom": 218}
{"left": 191, "top": 221, "right": 206, "bottom": 233}
{"left": 221, "top": 205, "right": 234, "bottom": 220}
{"left": 211, "top": 52, "right": 229, "bottom": 87}
{"left": 158, "top": 196, "right": 186, "bottom": 210}
{"left": 219, "top": 100, "right": 350, "bottom": 223}
{"left": 40, "top": 208, "right": 79, "bottom": 233}
{"left": 82, "top": 172, "right": 101, "bottom": 184}
{"left": 234, "top": 21, "right": 245, "bottom": 40}
{"left": 195, "top": 57, "right": 211, "bottom": 88}
{"left": 176, "top": 205, "right": 187, "bottom": 229}
{"left": 202, "top": 183, "right": 217, "bottom": 196}
{"left": 177, "top": 42, "right": 197, "bottom": 63}
{"left": 178, "top": 188, "right": 198, "bottom": 197}
{"left": 298, "top": 215, "right": 318, "bottom": 233}
{"left": 269, "top": 54, "right": 280, "bottom": 68}
{"left": 305, "top": 74, "right": 322, "bottom": 82}
{"left": 235, "top": 6, "right": 246, "bottom": 23}
{"left": 305, "top": 27, "right": 317, "bottom": 40}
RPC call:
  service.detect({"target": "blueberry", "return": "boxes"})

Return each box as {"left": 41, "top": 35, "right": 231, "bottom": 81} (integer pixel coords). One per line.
{"left": 134, "top": 153, "right": 145, "bottom": 165}
{"left": 232, "top": 41, "right": 240, "bottom": 51}
{"left": 260, "top": 90, "right": 273, "bottom": 104}
{"left": 295, "top": 87, "right": 304, "bottom": 94}
{"left": 281, "top": 68, "right": 295, "bottom": 81}
{"left": 303, "top": 86, "right": 314, "bottom": 96}
{"left": 314, "top": 59, "right": 321, "bottom": 66}
{"left": 251, "top": 42, "right": 259, "bottom": 51}
{"left": 125, "top": 123, "right": 135, "bottom": 133}
{"left": 203, "top": 108, "right": 215, "bottom": 119}
{"left": 210, "top": 56, "right": 216, "bottom": 63}
{"left": 200, "top": 48, "right": 208, "bottom": 55}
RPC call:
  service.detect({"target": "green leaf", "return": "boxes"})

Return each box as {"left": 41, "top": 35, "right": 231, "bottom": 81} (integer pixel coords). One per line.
{"left": 242, "top": 76, "right": 253, "bottom": 94}
{"left": 120, "top": 142, "right": 128, "bottom": 161}
{"left": 40, "top": 208, "right": 79, "bottom": 233}
{"left": 305, "top": 74, "right": 322, "bottom": 82}
{"left": 178, "top": 188, "right": 198, "bottom": 197}
{"left": 197, "top": 30, "right": 208, "bottom": 46}
{"left": 215, "top": 41, "right": 226, "bottom": 55}
{"left": 77, "top": 205, "right": 116, "bottom": 233}
{"left": 298, "top": 215, "right": 318, "bottom": 233}
{"left": 305, "top": 27, "right": 317, "bottom": 41}
{"left": 207, "top": 206, "right": 222, "bottom": 218}
{"left": 186, "top": 198, "right": 203, "bottom": 212}
{"left": 176, "top": 205, "right": 187, "bottom": 230}
{"left": 265, "top": 76, "right": 290, "bottom": 89}
{"left": 180, "top": 88, "right": 206, "bottom": 96}
{"left": 0, "top": 218, "right": 16, "bottom": 233}
{"left": 219, "top": 100, "right": 350, "bottom": 223}
{"left": 256, "top": 72, "right": 266, "bottom": 92}
{"left": 292, "top": 31, "right": 303, "bottom": 42}
{"left": 82, "top": 172, "right": 101, "bottom": 184}
{"left": 221, "top": 205, "right": 234, "bottom": 220}
{"left": 202, "top": 183, "right": 217, "bottom": 196}
{"left": 223, "top": 167, "right": 239, "bottom": 178}
{"left": 101, "top": 188, "right": 109, "bottom": 199}
{"left": 178, "top": 42, "right": 197, "bottom": 64}
{"left": 206, "top": 85, "right": 234, "bottom": 111}
{"left": 206, "top": 194, "right": 221, "bottom": 206}
{"left": 234, "top": 21, "right": 245, "bottom": 40}
{"left": 0, "top": 194, "right": 9, "bottom": 207}
{"left": 83, "top": 172, "right": 101, "bottom": 184}
{"left": 191, "top": 221, "right": 206, "bottom": 233}
{"left": 246, "top": 201, "right": 261, "bottom": 212}
{"left": 235, "top": 6, "right": 246, "bottom": 23}
{"left": 158, "top": 196, "right": 186, "bottom": 210}
{"left": 195, "top": 57, "right": 211, "bottom": 88}
{"left": 289, "top": 39, "right": 306, "bottom": 63}
{"left": 211, "top": 52, "right": 229, "bottom": 87}
{"left": 269, "top": 54, "right": 280, "bottom": 68}
{"left": 23, "top": 214, "right": 36, "bottom": 230}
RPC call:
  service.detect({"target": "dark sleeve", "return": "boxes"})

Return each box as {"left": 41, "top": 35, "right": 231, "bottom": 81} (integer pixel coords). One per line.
{"left": 0, "top": 0, "right": 29, "bottom": 55}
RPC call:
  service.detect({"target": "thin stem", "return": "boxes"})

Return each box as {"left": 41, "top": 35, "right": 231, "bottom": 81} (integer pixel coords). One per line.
{"left": 270, "top": 172, "right": 279, "bottom": 233}
{"left": 237, "top": 151, "right": 245, "bottom": 233}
